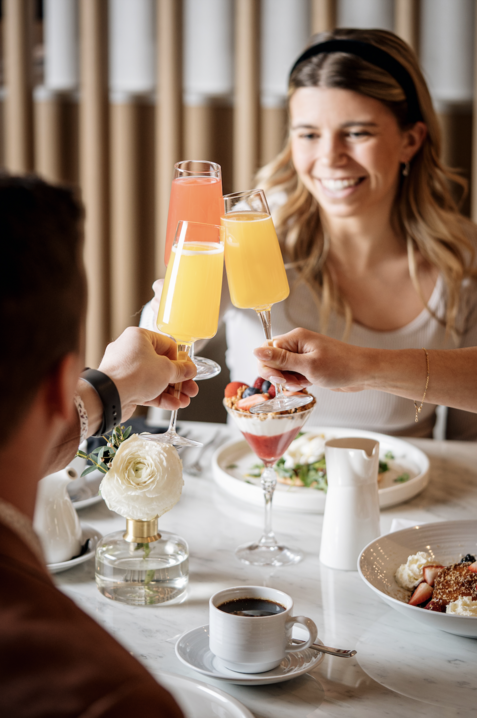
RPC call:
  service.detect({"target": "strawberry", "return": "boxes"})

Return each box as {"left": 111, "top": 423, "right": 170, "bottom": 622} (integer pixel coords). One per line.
{"left": 253, "top": 377, "right": 265, "bottom": 390}
{"left": 236, "top": 393, "right": 270, "bottom": 412}
{"left": 268, "top": 385, "right": 276, "bottom": 398}
{"left": 422, "top": 565, "right": 445, "bottom": 586}
{"left": 469, "top": 561, "right": 477, "bottom": 573}
{"left": 408, "top": 582, "right": 433, "bottom": 606}
{"left": 224, "top": 382, "right": 248, "bottom": 398}
{"left": 425, "top": 599, "right": 446, "bottom": 613}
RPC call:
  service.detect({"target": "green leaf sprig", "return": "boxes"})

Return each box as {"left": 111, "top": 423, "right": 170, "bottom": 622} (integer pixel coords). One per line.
{"left": 76, "top": 425, "right": 133, "bottom": 477}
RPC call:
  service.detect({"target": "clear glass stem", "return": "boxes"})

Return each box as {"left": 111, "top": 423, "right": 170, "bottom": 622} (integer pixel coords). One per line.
{"left": 167, "top": 343, "right": 191, "bottom": 433}
{"left": 256, "top": 308, "right": 285, "bottom": 399}
{"left": 259, "top": 465, "right": 278, "bottom": 547}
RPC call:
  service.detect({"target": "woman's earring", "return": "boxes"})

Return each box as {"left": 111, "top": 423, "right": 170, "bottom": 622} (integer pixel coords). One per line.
{"left": 402, "top": 161, "right": 410, "bottom": 177}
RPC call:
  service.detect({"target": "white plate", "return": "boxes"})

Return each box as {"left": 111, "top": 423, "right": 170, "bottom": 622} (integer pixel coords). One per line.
{"left": 47, "top": 524, "right": 102, "bottom": 573}
{"left": 212, "top": 427, "right": 429, "bottom": 513}
{"left": 69, "top": 470, "right": 103, "bottom": 510}
{"left": 358, "top": 519, "right": 477, "bottom": 638}
{"left": 175, "top": 624, "right": 325, "bottom": 685}
{"left": 153, "top": 672, "right": 254, "bottom": 718}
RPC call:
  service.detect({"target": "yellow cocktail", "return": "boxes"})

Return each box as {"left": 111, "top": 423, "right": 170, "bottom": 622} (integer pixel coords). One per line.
{"left": 157, "top": 241, "right": 224, "bottom": 344}
{"left": 222, "top": 212, "right": 289, "bottom": 311}
{"left": 222, "top": 189, "right": 312, "bottom": 416}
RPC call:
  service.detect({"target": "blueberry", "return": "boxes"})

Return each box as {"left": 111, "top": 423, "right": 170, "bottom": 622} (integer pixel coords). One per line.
{"left": 460, "top": 554, "right": 476, "bottom": 563}
{"left": 261, "top": 380, "right": 271, "bottom": 393}
{"left": 242, "top": 387, "right": 261, "bottom": 398}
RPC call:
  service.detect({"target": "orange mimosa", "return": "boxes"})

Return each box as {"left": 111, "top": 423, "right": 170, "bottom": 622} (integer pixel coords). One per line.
{"left": 157, "top": 241, "right": 224, "bottom": 344}
{"left": 222, "top": 212, "right": 289, "bottom": 311}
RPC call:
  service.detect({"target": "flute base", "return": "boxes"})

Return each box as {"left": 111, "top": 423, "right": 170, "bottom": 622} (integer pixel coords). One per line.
{"left": 235, "top": 538, "right": 304, "bottom": 567}
{"left": 194, "top": 356, "right": 221, "bottom": 381}
{"left": 249, "top": 393, "right": 313, "bottom": 414}
{"left": 142, "top": 431, "right": 202, "bottom": 448}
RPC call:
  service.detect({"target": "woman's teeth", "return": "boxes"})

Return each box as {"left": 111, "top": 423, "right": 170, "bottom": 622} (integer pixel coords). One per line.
{"left": 320, "top": 177, "right": 362, "bottom": 191}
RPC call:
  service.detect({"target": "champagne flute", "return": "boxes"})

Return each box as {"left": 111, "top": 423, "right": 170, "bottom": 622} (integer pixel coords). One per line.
{"left": 165, "top": 160, "right": 224, "bottom": 381}
{"left": 222, "top": 189, "right": 313, "bottom": 413}
{"left": 145, "top": 221, "right": 224, "bottom": 448}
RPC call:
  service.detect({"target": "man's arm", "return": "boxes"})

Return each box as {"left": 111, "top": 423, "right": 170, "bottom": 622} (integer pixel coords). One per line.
{"left": 46, "top": 328, "right": 198, "bottom": 472}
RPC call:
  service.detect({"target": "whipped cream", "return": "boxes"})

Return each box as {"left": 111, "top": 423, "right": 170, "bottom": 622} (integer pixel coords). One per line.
{"left": 395, "top": 552, "right": 433, "bottom": 590}
{"left": 283, "top": 432, "right": 326, "bottom": 469}
{"left": 231, "top": 412, "right": 308, "bottom": 438}
{"left": 446, "top": 596, "right": 477, "bottom": 616}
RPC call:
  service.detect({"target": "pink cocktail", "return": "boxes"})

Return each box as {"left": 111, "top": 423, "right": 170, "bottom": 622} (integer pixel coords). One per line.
{"left": 224, "top": 401, "right": 315, "bottom": 566}
{"left": 164, "top": 162, "right": 223, "bottom": 266}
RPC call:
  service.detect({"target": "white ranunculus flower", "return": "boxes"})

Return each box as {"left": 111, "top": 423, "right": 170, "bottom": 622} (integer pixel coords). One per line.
{"left": 100, "top": 435, "right": 183, "bottom": 520}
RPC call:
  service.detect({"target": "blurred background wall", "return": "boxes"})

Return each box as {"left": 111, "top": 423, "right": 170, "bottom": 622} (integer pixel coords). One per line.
{"left": 0, "top": 0, "right": 476, "bottom": 421}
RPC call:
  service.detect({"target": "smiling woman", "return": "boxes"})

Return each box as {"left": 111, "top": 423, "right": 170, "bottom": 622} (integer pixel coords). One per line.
{"left": 246, "top": 28, "right": 477, "bottom": 440}
{"left": 143, "top": 28, "right": 477, "bottom": 440}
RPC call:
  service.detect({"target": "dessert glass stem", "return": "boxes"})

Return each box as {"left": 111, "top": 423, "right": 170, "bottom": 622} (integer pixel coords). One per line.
{"left": 260, "top": 465, "right": 278, "bottom": 547}
{"left": 256, "top": 309, "right": 285, "bottom": 399}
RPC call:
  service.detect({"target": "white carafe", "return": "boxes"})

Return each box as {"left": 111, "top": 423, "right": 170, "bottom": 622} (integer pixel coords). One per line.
{"left": 320, "top": 438, "right": 380, "bottom": 571}
{"left": 33, "top": 468, "right": 82, "bottom": 564}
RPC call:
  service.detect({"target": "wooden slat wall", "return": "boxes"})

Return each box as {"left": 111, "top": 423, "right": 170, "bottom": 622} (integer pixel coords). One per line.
{"left": 80, "top": 0, "right": 110, "bottom": 367}
{"left": 234, "top": 0, "right": 260, "bottom": 191}
{"left": 3, "top": 0, "right": 34, "bottom": 172}
{"left": 156, "top": 0, "right": 182, "bottom": 280}
{"left": 394, "top": 0, "right": 419, "bottom": 51}
{"left": 1, "top": 0, "right": 476, "bottom": 361}
{"left": 311, "top": 0, "right": 337, "bottom": 34}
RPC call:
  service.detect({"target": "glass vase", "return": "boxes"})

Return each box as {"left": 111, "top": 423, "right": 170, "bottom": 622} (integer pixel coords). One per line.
{"left": 95, "top": 517, "right": 189, "bottom": 606}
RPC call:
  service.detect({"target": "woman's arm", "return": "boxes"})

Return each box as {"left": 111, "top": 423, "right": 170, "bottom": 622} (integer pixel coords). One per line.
{"left": 254, "top": 328, "right": 477, "bottom": 413}
{"left": 46, "top": 328, "right": 199, "bottom": 472}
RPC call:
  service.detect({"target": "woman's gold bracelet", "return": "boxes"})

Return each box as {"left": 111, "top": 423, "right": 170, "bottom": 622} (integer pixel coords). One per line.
{"left": 414, "top": 348, "right": 430, "bottom": 423}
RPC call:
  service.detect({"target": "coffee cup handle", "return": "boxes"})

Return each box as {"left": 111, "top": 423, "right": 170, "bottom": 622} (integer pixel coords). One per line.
{"left": 285, "top": 616, "right": 318, "bottom": 653}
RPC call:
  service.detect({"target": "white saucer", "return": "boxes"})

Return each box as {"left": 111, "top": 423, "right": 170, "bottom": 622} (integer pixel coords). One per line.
{"left": 175, "top": 625, "right": 325, "bottom": 685}
{"left": 69, "top": 470, "right": 103, "bottom": 510}
{"left": 47, "top": 524, "right": 102, "bottom": 573}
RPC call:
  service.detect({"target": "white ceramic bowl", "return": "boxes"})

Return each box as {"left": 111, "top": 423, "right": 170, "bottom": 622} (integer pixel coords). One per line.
{"left": 358, "top": 520, "right": 477, "bottom": 638}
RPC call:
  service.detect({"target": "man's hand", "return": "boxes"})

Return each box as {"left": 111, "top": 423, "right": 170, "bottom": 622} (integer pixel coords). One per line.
{"left": 253, "top": 328, "right": 368, "bottom": 393}
{"left": 98, "top": 327, "right": 198, "bottom": 421}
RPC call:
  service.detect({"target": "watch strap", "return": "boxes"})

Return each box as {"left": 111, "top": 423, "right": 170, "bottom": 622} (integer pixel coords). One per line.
{"left": 80, "top": 368, "right": 121, "bottom": 436}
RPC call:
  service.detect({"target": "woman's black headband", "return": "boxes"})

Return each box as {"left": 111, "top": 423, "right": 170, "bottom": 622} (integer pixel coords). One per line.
{"left": 289, "top": 39, "right": 423, "bottom": 123}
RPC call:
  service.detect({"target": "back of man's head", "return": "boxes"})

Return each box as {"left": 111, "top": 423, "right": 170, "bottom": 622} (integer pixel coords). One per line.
{"left": 0, "top": 175, "right": 86, "bottom": 447}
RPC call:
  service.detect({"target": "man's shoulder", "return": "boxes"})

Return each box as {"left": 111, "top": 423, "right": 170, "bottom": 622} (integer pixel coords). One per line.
{"left": 0, "top": 553, "right": 182, "bottom": 717}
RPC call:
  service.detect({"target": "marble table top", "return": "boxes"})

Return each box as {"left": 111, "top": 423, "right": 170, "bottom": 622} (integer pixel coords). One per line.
{"left": 57, "top": 421, "right": 477, "bottom": 718}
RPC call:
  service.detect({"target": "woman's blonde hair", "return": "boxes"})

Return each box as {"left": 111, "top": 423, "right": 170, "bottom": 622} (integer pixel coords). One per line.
{"left": 256, "top": 28, "right": 477, "bottom": 336}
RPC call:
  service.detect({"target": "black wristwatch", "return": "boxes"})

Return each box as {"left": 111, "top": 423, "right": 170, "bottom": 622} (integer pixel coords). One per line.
{"left": 80, "top": 368, "right": 122, "bottom": 436}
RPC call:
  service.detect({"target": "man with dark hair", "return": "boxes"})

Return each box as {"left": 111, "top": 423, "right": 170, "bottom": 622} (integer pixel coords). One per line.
{"left": 0, "top": 175, "right": 197, "bottom": 716}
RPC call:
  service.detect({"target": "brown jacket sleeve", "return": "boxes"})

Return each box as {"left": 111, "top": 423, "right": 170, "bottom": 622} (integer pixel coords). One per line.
{"left": 0, "top": 523, "right": 183, "bottom": 718}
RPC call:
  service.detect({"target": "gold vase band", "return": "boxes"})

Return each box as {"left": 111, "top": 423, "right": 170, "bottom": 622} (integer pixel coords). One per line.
{"left": 123, "top": 517, "right": 161, "bottom": 543}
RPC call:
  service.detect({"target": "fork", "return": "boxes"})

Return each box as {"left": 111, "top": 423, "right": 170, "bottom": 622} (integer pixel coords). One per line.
{"left": 182, "top": 430, "right": 222, "bottom": 476}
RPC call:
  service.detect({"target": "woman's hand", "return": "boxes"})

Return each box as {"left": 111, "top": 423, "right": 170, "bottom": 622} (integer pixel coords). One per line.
{"left": 253, "top": 328, "right": 368, "bottom": 393}
{"left": 98, "top": 327, "right": 198, "bottom": 420}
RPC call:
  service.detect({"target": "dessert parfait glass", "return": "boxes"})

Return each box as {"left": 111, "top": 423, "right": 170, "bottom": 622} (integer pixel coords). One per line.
{"left": 224, "top": 402, "right": 314, "bottom": 566}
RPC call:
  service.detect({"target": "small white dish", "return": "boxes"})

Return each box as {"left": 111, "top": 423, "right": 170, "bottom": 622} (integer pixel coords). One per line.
{"left": 69, "top": 469, "right": 103, "bottom": 510}
{"left": 175, "top": 625, "right": 324, "bottom": 685}
{"left": 212, "top": 427, "right": 430, "bottom": 514}
{"left": 47, "top": 524, "right": 102, "bottom": 574}
{"left": 152, "top": 671, "right": 254, "bottom": 718}
{"left": 358, "top": 519, "right": 477, "bottom": 638}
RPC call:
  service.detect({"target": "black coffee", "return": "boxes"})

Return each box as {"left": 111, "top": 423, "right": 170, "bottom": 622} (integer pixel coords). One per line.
{"left": 218, "top": 597, "right": 286, "bottom": 617}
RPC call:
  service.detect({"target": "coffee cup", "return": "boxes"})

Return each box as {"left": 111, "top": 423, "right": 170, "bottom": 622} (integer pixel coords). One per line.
{"left": 209, "top": 585, "right": 318, "bottom": 673}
